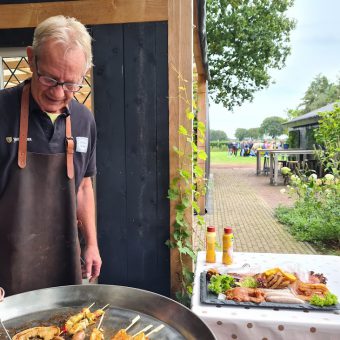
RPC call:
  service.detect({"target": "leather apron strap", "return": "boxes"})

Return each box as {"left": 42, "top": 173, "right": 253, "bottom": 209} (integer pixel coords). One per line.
{"left": 66, "top": 115, "right": 75, "bottom": 179}
{"left": 17, "top": 83, "right": 74, "bottom": 179}
{"left": 17, "top": 84, "right": 30, "bottom": 168}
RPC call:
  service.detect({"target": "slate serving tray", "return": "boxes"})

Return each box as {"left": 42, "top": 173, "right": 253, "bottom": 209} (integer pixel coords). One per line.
{"left": 200, "top": 272, "right": 340, "bottom": 311}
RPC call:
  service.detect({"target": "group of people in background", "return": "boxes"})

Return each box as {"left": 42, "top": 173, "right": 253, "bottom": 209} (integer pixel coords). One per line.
{"left": 227, "top": 140, "right": 287, "bottom": 157}
{"left": 228, "top": 141, "right": 255, "bottom": 157}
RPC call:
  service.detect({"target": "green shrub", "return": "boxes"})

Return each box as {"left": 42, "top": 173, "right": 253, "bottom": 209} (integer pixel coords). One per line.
{"left": 210, "top": 140, "right": 229, "bottom": 150}
{"left": 276, "top": 173, "right": 340, "bottom": 248}
{"left": 276, "top": 104, "right": 340, "bottom": 250}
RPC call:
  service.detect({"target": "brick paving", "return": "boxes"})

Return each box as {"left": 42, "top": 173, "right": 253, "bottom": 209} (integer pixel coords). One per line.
{"left": 199, "top": 165, "right": 317, "bottom": 254}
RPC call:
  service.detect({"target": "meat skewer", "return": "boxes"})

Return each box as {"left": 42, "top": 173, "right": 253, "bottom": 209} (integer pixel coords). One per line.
{"left": 68, "top": 303, "right": 109, "bottom": 335}
{"left": 69, "top": 318, "right": 90, "bottom": 335}
{"left": 65, "top": 302, "right": 95, "bottom": 333}
{"left": 87, "top": 304, "right": 109, "bottom": 325}
{"left": 110, "top": 315, "right": 141, "bottom": 340}
{"left": 90, "top": 313, "right": 105, "bottom": 340}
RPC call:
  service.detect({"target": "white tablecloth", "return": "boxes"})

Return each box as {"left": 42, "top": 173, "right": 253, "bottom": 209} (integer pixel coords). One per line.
{"left": 191, "top": 251, "right": 340, "bottom": 340}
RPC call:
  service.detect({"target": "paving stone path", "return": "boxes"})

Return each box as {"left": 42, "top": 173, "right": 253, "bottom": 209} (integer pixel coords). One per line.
{"left": 201, "top": 166, "right": 317, "bottom": 254}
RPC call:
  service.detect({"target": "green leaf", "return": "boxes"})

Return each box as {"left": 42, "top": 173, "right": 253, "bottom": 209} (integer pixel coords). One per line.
{"left": 192, "top": 200, "right": 200, "bottom": 214}
{"left": 197, "top": 215, "right": 205, "bottom": 224}
{"left": 186, "top": 108, "right": 195, "bottom": 120}
{"left": 173, "top": 146, "right": 184, "bottom": 157}
{"left": 194, "top": 165, "right": 204, "bottom": 177}
{"left": 168, "top": 188, "right": 179, "bottom": 200}
{"left": 182, "top": 196, "right": 191, "bottom": 208}
{"left": 179, "top": 125, "right": 188, "bottom": 136}
{"left": 197, "top": 121, "right": 205, "bottom": 131}
{"left": 165, "top": 239, "right": 176, "bottom": 248}
{"left": 197, "top": 150, "right": 207, "bottom": 160}
{"left": 179, "top": 169, "right": 191, "bottom": 182}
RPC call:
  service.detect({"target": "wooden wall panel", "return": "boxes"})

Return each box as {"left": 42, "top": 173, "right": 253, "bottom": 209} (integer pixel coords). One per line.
{"left": 124, "top": 22, "right": 169, "bottom": 294}
{"left": 168, "top": 0, "right": 193, "bottom": 297}
{"left": 92, "top": 24, "right": 128, "bottom": 286}
{"left": 94, "top": 22, "right": 170, "bottom": 296}
{"left": 0, "top": 28, "right": 34, "bottom": 47}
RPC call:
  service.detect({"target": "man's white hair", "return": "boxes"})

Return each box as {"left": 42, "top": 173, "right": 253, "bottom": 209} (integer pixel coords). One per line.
{"left": 32, "top": 15, "right": 93, "bottom": 71}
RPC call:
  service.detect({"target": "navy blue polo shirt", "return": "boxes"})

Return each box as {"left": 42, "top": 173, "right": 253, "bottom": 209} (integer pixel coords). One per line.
{"left": 0, "top": 80, "right": 96, "bottom": 197}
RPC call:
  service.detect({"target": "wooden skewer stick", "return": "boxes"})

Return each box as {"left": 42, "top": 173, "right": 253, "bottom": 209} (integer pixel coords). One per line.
{"left": 100, "top": 303, "right": 110, "bottom": 310}
{"left": 88, "top": 302, "right": 95, "bottom": 309}
{"left": 0, "top": 319, "right": 12, "bottom": 340}
{"left": 145, "top": 324, "right": 165, "bottom": 337}
{"left": 125, "top": 315, "right": 141, "bottom": 332}
{"left": 97, "top": 313, "right": 105, "bottom": 329}
{"left": 132, "top": 325, "right": 153, "bottom": 338}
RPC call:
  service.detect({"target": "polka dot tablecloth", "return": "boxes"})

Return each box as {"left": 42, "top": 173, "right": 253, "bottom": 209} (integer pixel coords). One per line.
{"left": 191, "top": 252, "right": 340, "bottom": 340}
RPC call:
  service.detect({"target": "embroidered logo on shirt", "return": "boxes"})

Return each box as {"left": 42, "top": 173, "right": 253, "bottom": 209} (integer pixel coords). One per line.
{"left": 76, "top": 137, "right": 89, "bottom": 153}
{"left": 6, "top": 137, "right": 32, "bottom": 143}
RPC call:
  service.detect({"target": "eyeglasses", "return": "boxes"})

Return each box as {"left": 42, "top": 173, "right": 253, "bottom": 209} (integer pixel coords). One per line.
{"left": 35, "top": 58, "right": 84, "bottom": 93}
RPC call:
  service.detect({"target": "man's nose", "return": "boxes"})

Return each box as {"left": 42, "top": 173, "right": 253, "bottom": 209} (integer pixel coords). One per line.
{"left": 49, "top": 84, "right": 67, "bottom": 97}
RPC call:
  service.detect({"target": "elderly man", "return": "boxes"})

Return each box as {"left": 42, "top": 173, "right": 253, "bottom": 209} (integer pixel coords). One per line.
{"left": 0, "top": 15, "right": 101, "bottom": 296}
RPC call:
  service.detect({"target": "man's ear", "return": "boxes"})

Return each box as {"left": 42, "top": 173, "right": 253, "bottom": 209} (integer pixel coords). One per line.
{"left": 26, "top": 46, "right": 34, "bottom": 72}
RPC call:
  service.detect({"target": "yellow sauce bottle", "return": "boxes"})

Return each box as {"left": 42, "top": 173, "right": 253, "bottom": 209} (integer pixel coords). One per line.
{"left": 222, "top": 227, "right": 233, "bottom": 265}
{"left": 206, "top": 226, "right": 216, "bottom": 263}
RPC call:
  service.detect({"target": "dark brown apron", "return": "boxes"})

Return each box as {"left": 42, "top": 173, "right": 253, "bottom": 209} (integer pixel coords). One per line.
{"left": 0, "top": 83, "right": 82, "bottom": 296}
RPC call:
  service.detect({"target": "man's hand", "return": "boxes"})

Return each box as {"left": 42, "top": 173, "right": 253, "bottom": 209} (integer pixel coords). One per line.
{"left": 77, "top": 177, "right": 101, "bottom": 283}
{"left": 82, "top": 244, "right": 102, "bottom": 283}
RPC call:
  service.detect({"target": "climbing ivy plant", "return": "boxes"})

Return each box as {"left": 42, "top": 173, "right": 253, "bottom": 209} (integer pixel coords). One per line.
{"left": 166, "top": 68, "right": 207, "bottom": 306}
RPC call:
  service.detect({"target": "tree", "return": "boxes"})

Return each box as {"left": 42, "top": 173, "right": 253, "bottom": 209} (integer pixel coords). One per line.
{"left": 299, "top": 74, "right": 340, "bottom": 114}
{"left": 247, "top": 127, "right": 262, "bottom": 139}
{"left": 286, "top": 108, "right": 303, "bottom": 119}
{"left": 210, "top": 129, "right": 228, "bottom": 141}
{"left": 314, "top": 103, "right": 340, "bottom": 162}
{"left": 260, "top": 116, "right": 286, "bottom": 138}
{"left": 206, "top": 0, "right": 296, "bottom": 110}
{"left": 234, "top": 128, "right": 248, "bottom": 141}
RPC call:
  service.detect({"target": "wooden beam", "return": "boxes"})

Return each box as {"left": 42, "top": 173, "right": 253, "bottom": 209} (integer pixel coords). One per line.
{"left": 168, "top": 0, "right": 193, "bottom": 298}
{"left": 193, "top": 0, "right": 206, "bottom": 78}
{"left": 196, "top": 74, "right": 207, "bottom": 214}
{"left": 193, "top": 1, "right": 207, "bottom": 215}
{"left": 0, "top": 0, "right": 168, "bottom": 29}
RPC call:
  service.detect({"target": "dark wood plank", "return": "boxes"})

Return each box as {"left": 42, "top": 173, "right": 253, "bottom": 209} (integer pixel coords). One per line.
{"left": 0, "top": 28, "right": 34, "bottom": 47}
{"left": 154, "top": 22, "right": 170, "bottom": 295}
{"left": 124, "top": 22, "right": 169, "bottom": 295}
{"left": 92, "top": 24, "right": 129, "bottom": 285}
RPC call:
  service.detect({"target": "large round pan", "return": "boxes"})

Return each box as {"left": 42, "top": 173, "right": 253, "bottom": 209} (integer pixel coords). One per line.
{"left": 0, "top": 284, "right": 215, "bottom": 339}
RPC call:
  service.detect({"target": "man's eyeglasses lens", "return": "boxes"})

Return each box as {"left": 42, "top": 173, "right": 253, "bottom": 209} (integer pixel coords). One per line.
{"left": 38, "top": 75, "right": 83, "bottom": 92}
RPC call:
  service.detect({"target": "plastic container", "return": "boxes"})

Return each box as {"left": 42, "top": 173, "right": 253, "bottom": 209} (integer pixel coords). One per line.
{"left": 206, "top": 226, "right": 216, "bottom": 263}
{"left": 222, "top": 227, "right": 233, "bottom": 265}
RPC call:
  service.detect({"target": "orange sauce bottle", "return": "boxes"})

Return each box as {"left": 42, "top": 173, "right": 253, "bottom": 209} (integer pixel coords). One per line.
{"left": 222, "top": 227, "right": 233, "bottom": 265}
{"left": 206, "top": 226, "right": 216, "bottom": 263}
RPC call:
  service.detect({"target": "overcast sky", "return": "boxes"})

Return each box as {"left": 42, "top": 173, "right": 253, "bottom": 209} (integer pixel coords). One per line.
{"left": 209, "top": 0, "right": 340, "bottom": 138}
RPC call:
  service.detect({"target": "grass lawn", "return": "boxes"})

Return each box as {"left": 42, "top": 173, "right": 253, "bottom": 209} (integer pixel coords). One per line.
{"left": 210, "top": 150, "right": 257, "bottom": 165}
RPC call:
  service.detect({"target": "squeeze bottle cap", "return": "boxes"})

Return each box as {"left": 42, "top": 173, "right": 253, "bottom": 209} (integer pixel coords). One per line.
{"left": 224, "top": 227, "right": 233, "bottom": 234}
{"left": 207, "top": 226, "right": 215, "bottom": 232}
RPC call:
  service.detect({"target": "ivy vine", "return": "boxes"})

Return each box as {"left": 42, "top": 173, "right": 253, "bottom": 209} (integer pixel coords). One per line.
{"left": 166, "top": 68, "right": 207, "bottom": 306}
